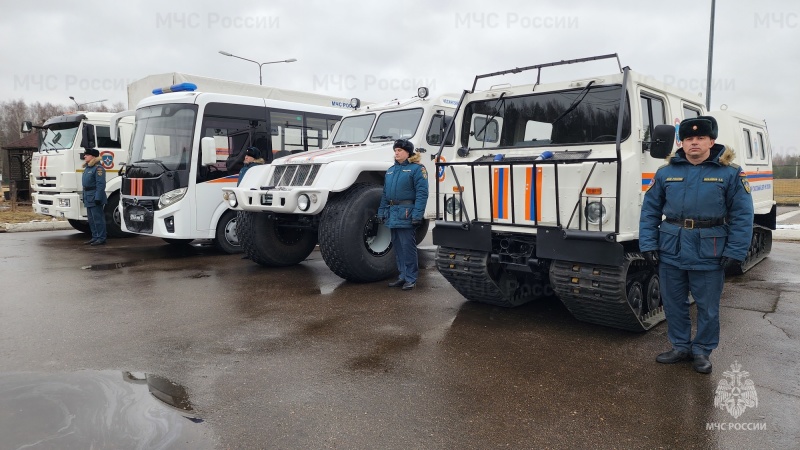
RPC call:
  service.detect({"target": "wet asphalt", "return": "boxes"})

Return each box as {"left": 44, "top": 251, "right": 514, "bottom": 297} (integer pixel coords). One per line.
{"left": 0, "top": 229, "right": 798, "bottom": 449}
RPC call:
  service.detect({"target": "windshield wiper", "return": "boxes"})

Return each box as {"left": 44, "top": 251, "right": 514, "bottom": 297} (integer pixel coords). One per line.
{"left": 332, "top": 140, "right": 351, "bottom": 145}
{"left": 551, "top": 80, "right": 595, "bottom": 126}
{"left": 473, "top": 93, "right": 506, "bottom": 149}
{"left": 136, "top": 159, "right": 171, "bottom": 172}
{"left": 372, "top": 135, "right": 394, "bottom": 140}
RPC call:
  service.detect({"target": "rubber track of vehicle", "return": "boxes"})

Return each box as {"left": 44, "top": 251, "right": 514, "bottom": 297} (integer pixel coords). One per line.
{"left": 318, "top": 183, "right": 376, "bottom": 282}
{"left": 237, "top": 211, "right": 274, "bottom": 266}
{"left": 549, "top": 253, "right": 665, "bottom": 332}
{"left": 434, "top": 246, "right": 520, "bottom": 307}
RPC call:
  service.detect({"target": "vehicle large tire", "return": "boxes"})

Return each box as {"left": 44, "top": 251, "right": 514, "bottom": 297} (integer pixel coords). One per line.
{"left": 318, "top": 183, "right": 394, "bottom": 282}
{"left": 213, "top": 209, "right": 243, "bottom": 254}
{"left": 105, "top": 194, "right": 132, "bottom": 238}
{"left": 237, "top": 211, "right": 318, "bottom": 266}
{"left": 68, "top": 219, "right": 91, "bottom": 234}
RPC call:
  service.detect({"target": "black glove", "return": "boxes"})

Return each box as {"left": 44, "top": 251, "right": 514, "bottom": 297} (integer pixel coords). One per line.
{"left": 642, "top": 251, "right": 659, "bottom": 265}
{"left": 95, "top": 200, "right": 102, "bottom": 206}
{"left": 720, "top": 256, "right": 741, "bottom": 267}
{"left": 411, "top": 219, "right": 422, "bottom": 227}
{"left": 375, "top": 214, "right": 385, "bottom": 224}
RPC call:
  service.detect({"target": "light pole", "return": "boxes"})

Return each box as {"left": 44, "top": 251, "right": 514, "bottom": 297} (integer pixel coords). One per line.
{"left": 69, "top": 96, "right": 108, "bottom": 109}
{"left": 705, "top": 0, "right": 716, "bottom": 110}
{"left": 218, "top": 51, "right": 297, "bottom": 85}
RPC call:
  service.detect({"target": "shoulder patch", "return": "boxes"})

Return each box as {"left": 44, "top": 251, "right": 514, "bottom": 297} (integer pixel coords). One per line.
{"left": 741, "top": 177, "right": 751, "bottom": 194}
{"left": 96, "top": 167, "right": 105, "bottom": 176}
{"left": 420, "top": 166, "right": 428, "bottom": 179}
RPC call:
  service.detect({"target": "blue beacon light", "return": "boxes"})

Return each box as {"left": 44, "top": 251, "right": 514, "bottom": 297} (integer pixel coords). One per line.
{"left": 152, "top": 83, "right": 198, "bottom": 95}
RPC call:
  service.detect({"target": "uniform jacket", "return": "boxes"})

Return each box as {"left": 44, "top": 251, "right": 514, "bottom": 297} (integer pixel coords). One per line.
{"left": 639, "top": 144, "right": 754, "bottom": 270}
{"left": 82, "top": 157, "right": 107, "bottom": 206}
{"left": 237, "top": 158, "right": 265, "bottom": 186}
{"left": 378, "top": 153, "right": 429, "bottom": 229}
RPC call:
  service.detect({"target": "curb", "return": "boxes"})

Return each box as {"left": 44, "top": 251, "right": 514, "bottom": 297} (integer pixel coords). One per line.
{"left": 0, "top": 221, "right": 74, "bottom": 233}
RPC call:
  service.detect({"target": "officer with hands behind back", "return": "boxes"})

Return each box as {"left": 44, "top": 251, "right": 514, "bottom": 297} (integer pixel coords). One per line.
{"left": 82, "top": 148, "right": 108, "bottom": 246}
{"left": 639, "top": 116, "right": 753, "bottom": 374}
{"left": 377, "top": 139, "right": 429, "bottom": 291}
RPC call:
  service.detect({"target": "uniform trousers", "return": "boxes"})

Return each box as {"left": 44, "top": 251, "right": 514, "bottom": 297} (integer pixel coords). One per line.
{"left": 86, "top": 204, "right": 107, "bottom": 242}
{"left": 659, "top": 261, "right": 725, "bottom": 356}
{"left": 391, "top": 228, "right": 418, "bottom": 284}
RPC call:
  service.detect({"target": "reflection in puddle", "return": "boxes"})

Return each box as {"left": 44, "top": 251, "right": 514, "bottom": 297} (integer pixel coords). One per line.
{"left": 0, "top": 370, "right": 213, "bottom": 449}
{"left": 81, "top": 260, "right": 146, "bottom": 271}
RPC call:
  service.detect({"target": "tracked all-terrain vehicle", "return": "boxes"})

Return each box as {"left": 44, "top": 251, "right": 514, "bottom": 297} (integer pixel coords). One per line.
{"left": 223, "top": 89, "right": 459, "bottom": 281}
{"left": 431, "top": 54, "right": 775, "bottom": 331}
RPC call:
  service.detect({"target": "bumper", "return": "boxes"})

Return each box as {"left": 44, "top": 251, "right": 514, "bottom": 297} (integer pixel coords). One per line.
{"left": 32, "top": 192, "right": 85, "bottom": 220}
{"left": 222, "top": 187, "right": 331, "bottom": 215}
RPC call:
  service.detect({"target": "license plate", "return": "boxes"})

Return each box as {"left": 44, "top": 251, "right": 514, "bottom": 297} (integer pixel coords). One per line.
{"left": 129, "top": 212, "right": 144, "bottom": 222}
{"left": 41, "top": 207, "right": 49, "bottom": 214}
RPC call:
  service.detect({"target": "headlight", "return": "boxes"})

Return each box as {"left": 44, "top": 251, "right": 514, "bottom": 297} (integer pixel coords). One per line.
{"left": 297, "top": 194, "right": 310, "bottom": 211}
{"left": 59, "top": 199, "right": 70, "bottom": 207}
{"left": 227, "top": 192, "right": 238, "bottom": 208}
{"left": 158, "top": 187, "right": 187, "bottom": 209}
{"left": 585, "top": 201, "right": 606, "bottom": 225}
{"left": 445, "top": 196, "right": 462, "bottom": 217}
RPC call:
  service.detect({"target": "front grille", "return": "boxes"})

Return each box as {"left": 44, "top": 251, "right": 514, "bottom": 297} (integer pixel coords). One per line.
{"left": 39, "top": 200, "right": 53, "bottom": 205}
{"left": 122, "top": 198, "right": 157, "bottom": 233}
{"left": 270, "top": 164, "right": 320, "bottom": 187}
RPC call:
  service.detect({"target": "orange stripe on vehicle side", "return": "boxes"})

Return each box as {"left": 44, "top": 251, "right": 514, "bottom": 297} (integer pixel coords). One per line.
{"left": 524, "top": 167, "right": 543, "bottom": 221}
{"left": 493, "top": 168, "right": 508, "bottom": 219}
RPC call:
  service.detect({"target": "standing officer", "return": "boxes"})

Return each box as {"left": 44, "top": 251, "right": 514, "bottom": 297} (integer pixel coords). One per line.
{"left": 82, "top": 148, "right": 108, "bottom": 245}
{"left": 639, "top": 116, "right": 753, "bottom": 374}
{"left": 377, "top": 139, "right": 429, "bottom": 290}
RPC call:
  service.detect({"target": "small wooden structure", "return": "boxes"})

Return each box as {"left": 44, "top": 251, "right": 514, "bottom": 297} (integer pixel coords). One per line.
{"left": 1, "top": 133, "right": 38, "bottom": 205}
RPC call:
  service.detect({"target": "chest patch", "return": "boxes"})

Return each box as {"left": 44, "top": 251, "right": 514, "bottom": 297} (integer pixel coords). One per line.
{"left": 665, "top": 177, "right": 684, "bottom": 182}
{"left": 703, "top": 177, "right": 723, "bottom": 182}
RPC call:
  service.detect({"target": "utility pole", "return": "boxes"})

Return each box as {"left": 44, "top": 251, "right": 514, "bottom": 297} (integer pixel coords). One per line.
{"left": 706, "top": 0, "right": 716, "bottom": 110}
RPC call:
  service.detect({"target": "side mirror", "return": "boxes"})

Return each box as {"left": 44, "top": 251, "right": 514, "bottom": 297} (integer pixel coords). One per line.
{"left": 80, "top": 124, "right": 96, "bottom": 149}
{"left": 649, "top": 125, "right": 676, "bottom": 159}
{"left": 200, "top": 137, "right": 217, "bottom": 166}
{"left": 20, "top": 121, "right": 33, "bottom": 133}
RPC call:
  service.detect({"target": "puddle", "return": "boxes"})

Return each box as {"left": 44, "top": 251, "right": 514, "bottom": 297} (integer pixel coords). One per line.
{"left": 81, "top": 260, "right": 146, "bottom": 271}
{"left": 0, "top": 370, "right": 213, "bottom": 449}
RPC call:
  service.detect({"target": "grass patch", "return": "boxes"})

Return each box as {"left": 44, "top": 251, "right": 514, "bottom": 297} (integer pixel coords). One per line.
{"left": 0, "top": 203, "right": 55, "bottom": 224}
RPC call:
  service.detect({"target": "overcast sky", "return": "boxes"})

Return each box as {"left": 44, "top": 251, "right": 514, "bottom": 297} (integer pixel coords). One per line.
{"left": 2, "top": 0, "right": 797, "bottom": 154}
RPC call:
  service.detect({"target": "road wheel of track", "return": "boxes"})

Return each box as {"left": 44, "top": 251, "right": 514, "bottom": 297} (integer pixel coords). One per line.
{"left": 318, "top": 183, "right": 394, "bottom": 282}
{"left": 105, "top": 194, "right": 132, "bottom": 238}
{"left": 213, "top": 209, "right": 242, "bottom": 254}
{"left": 626, "top": 280, "right": 645, "bottom": 319}
{"left": 237, "top": 211, "right": 317, "bottom": 266}
{"left": 644, "top": 274, "right": 661, "bottom": 315}
{"left": 68, "top": 219, "right": 91, "bottom": 234}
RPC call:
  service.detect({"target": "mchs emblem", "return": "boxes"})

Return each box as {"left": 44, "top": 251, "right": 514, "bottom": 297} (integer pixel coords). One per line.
{"left": 714, "top": 361, "right": 758, "bottom": 419}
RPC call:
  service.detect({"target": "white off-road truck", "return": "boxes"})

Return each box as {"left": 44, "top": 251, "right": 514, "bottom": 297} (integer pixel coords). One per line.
{"left": 24, "top": 112, "right": 135, "bottom": 237}
{"left": 223, "top": 89, "right": 459, "bottom": 281}
{"left": 431, "top": 54, "right": 775, "bottom": 332}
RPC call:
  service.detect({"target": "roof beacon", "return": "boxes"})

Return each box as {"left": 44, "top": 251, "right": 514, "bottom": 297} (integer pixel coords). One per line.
{"left": 152, "top": 83, "right": 198, "bottom": 95}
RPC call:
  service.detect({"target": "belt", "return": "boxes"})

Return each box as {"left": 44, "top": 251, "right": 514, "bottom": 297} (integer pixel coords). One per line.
{"left": 665, "top": 217, "right": 726, "bottom": 229}
{"left": 388, "top": 200, "right": 414, "bottom": 205}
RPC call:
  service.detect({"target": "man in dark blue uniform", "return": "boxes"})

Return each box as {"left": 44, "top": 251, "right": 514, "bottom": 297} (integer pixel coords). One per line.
{"left": 81, "top": 148, "right": 108, "bottom": 245}
{"left": 237, "top": 146, "right": 265, "bottom": 186}
{"left": 378, "top": 139, "right": 429, "bottom": 290}
{"left": 640, "top": 116, "right": 753, "bottom": 374}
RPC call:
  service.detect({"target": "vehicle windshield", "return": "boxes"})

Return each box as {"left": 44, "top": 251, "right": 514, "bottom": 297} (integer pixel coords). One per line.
{"left": 40, "top": 122, "right": 80, "bottom": 151}
{"left": 130, "top": 104, "right": 197, "bottom": 171}
{"left": 461, "top": 85, "right": 631, "bottom": 149}
{"left": 331, "top": 114, "right": 375, "bottom": 145}
{"left": 370, "top": 108, "right": 424, "bottom": 142}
